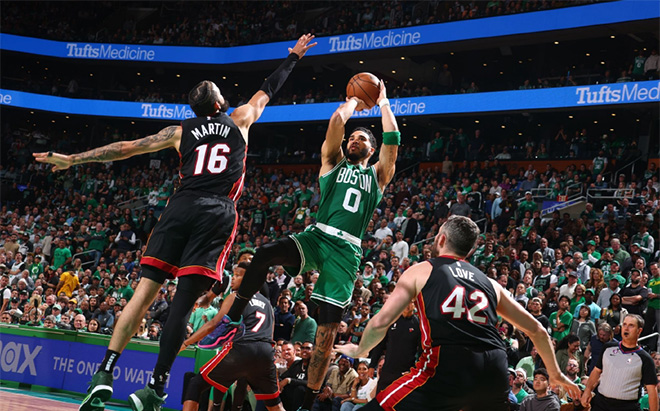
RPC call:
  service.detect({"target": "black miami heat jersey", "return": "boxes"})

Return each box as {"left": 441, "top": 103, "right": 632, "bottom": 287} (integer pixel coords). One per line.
{"left": 420, "top": 257, "right": 505, "bottom": 350}
{"left": 179, "top": 112, "right": 246, "bottom": 200}
{"left": 237, "top": 292, "right": 274, "bottom": 344}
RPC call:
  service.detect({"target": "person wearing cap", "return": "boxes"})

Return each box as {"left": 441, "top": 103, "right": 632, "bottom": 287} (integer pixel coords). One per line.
{"left": 51, "top": 303, "right": 62, "bottom": 322}
{"left": 361, "top": 261, "right": 376, "bottom": 287}
{"left": 585, "top": 240, "right": 602, "bottom": 267}
{"left": 596, "top": 273, "right": 624, "bottom": 309}
{"left": 534, "top": 261, "right": 558, "bottom": 296}
{"left": 574, "top": 288, "right": 601, "bottom": 322}
{"left": 621, "top": 269, "right": 649, "bottom": 316}
{"left": 314, "top": 355, "right": 358, "bottom": 411}
{"left": 559, "top": 269, "right": 579, "bottom": 299}
{"left": 511, "top": 368, "right": 531, "bottom": 404}
{"left": 632, "top": 224, "right": 655, "bottom": 264}
{"left": 594, "top": 248, "right": 614, "bottom": 278}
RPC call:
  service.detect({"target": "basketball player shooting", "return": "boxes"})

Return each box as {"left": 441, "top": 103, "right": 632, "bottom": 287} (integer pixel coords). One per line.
{"left": 201, "top": 74, "right": 401, "bottom": 411}
{"left": 34, "top": 34, "right": 316, "bottom": 411}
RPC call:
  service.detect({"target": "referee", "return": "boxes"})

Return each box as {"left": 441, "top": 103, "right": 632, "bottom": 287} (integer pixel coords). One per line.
{"left": 581, "top": 314, "right": 658, "bottom": 411}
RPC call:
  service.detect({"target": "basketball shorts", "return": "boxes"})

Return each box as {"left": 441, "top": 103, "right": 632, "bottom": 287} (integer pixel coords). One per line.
{"left": 141, "top": 190, "right": 237, "bottom": 282}
{"left": 289, "top": 226, "right": 362, "bottom": 309}
{"left": 199, "top": 341, "right": 279, "bottom": 401}
{"left": 370, "top": 345, "right": 509, "bottom": 411}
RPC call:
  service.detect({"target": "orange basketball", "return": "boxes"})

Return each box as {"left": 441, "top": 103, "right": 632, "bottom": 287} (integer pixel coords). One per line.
{"left": 346, "top": 72, "right": 381, "bottom": 109}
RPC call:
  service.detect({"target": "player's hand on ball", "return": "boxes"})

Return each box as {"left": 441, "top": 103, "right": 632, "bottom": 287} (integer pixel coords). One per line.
{"left": 377, "top": 79, "right": 387, "bottom": 103}
{"left": 334, "top": 342, "right": 363, "bottom": 358}
{"left": 33, "top": 151, "right": 72, "bottom": 171}
{"left": 289, "top": 33, "right": 317, "bottom": 58}
{"left": 346, "top": 96, "right": 369, "bottom": 112}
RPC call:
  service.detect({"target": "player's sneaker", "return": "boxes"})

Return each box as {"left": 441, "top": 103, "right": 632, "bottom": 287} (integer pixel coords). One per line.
{"left": 128, "top": 386, "right": 167, "bottom": 411}
{"left": 79, "top": 370, "right": 113, "bottom": 411}
{"left": 198, "top": 315, "right": 244, "bottom": 349}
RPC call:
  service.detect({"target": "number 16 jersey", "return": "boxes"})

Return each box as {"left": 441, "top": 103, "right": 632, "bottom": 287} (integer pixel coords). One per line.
{"left": 179, "top": 112, "right": 246, "bottom": 200}
{"left": 420, "top": 257, "right": 505, "bottom": 350}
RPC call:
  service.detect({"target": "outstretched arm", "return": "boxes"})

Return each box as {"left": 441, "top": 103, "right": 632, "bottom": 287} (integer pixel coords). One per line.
{"left": 319, "top": 97, "right": 367, "bottom": 175}
{"left": 493, "top": 279, "right": 581, "bottom": 400}
{"left": 180, "top": 293, "right": 236, "bottom": 351}
{"left": 231, "top": 34, "right": 317, "bottom": 139}
{"left": 33, "top": 125, "right": 181, "bottom": 171}
{"left": 334, "top": 262, "right": 427, "bottom": 358}
{"left": 374, "top": 81, "right": 400, "bottom": 191}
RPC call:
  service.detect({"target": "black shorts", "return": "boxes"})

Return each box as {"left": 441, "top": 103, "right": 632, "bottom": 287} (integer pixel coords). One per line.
{"left": 141, "top": 190, "right": 237, "bottom": 282}
{"left": 372, "top": 345, "right": 509, "bottom": 411}
{"left": 592, "top": 393, "right": 640, "bottom": 411}
{"left": 199, "top": 341, "right": 279, "bottom": 401}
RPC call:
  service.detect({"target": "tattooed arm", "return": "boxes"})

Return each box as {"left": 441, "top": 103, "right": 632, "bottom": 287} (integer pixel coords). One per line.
{"left": 33, "top": 125, "right": 182, "bottom": 171}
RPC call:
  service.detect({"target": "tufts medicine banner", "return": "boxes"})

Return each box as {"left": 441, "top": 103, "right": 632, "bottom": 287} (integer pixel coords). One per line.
{"left": 1, "top": 81, "right": 658, "bottom": 122}
{"left": 0, "top": 0, "right": 657, "bottom": 64}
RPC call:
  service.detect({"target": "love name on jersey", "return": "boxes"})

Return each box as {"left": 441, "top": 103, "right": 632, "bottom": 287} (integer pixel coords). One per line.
{"left": 191, "top": 123, "right": 231, "bottom": 140}
{"left": 449, "top": 266, "right": 475, "bottom": 281}
{"left": 336, "top": 167, "right": 373, "bottom": 193}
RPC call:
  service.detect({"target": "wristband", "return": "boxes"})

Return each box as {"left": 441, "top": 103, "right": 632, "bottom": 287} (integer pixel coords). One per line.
{"left": 378, "top": 98, "right": 390, "bottom": 108}
{"left": 382, "top": 131, "right": 401, "bottom": 146}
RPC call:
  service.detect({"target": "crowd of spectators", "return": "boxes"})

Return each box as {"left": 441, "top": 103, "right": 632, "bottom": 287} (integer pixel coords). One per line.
{"left": 1, "top": 128, "right": 659, "bottom": 407}
{"left": 1, "top": 1, "right": 598, "bottom": 47}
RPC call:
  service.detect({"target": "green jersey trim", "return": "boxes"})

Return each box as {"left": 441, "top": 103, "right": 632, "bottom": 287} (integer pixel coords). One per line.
{"left": 288, "top": 235, "right": 306, "bottom": 276}
{"left": 310, "top": 292, "right": 352, "bottom": 308}
{"left": 320, "top": 157, "right": 347, "bottom": 179}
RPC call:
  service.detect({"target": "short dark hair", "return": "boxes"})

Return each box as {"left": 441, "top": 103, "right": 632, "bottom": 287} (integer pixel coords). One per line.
{"left": 352, "top": 127, "right": 377, "bottom": 150}
{"left": 440, "top": 216, "right": 480, "bottom": 257}
{"left": 189, "top": 81, "right": 222, "bottom": 117}
{"left": 236, "top": 261, "right": 251, "bottom": 270}
{"left": 558, "top": 295, "right": 571, "bottom": 303}
{"left": 534, "top": 368, "right": 549, "bottom": 380}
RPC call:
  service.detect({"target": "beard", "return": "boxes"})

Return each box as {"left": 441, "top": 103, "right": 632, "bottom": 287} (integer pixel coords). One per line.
{"left": 346, "top": 146, "right": 369, "bottom": 162}
{"left": 219, "top": 99, "right": 230, "bottom": 112}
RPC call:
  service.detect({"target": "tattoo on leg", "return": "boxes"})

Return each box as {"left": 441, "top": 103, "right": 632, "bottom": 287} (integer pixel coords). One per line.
{"left": 307, "top": 323, "right": 340, "bottom": 390}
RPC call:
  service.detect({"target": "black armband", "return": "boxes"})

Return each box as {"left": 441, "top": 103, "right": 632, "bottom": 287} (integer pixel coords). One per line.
{"left": 260, "top": 53, "right": 300, "bottom": 98}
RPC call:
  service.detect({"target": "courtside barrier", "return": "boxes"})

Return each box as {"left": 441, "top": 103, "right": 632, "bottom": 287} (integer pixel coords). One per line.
{"left": 0, "top": 324, "right": 214, "bottom": 410}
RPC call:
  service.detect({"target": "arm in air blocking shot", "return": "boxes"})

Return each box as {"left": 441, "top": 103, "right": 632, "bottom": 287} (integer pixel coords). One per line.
{"left": 231, "top": 33, "right": 316, "bottom": 140}
{"left": 33, "top": 125, "right": 182, "bottom": 172}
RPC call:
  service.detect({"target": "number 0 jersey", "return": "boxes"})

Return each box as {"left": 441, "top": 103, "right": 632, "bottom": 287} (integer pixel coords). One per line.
{"left": 316, "top": 157, "right": 382, "bottom": 239}
{"left": 420, "top": 257, "right": 505, "bottom": 350}
{"left": 179, "top": 112, "right": 246, "bottom": 200}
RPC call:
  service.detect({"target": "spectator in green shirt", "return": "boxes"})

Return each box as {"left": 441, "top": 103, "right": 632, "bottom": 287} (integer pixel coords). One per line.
{"left": 52, "top": 239, "right": 72, "bottom": 270}
{"left": 551, "top": 295, "right": 574, "bottom": 341}
{"left": 291, "top": 301, "right": 317, "bottom": 344}
{"left": 518, "top": 191, "right": 538, "bottom": 218}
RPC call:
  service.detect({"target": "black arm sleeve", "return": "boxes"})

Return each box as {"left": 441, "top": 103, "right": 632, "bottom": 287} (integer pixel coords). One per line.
{"left": 211, "top": 275, "right": 230, "bottom": 296}
{"left": 260, "top": 53, "right": 300, "bottom": 98}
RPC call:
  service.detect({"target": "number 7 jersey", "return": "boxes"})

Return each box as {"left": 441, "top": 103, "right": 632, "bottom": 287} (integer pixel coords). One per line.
{"left": 420, "top": 257, "right": 505, "bottom": 350}
{"left": 316, "top": 157, "right": 383, "bottom": 239}
{"left": 179, "top": 112, "right": 246, "bottom": 200}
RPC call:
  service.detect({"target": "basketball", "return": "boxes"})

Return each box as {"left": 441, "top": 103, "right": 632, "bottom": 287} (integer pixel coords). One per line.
{"left": 346, "top": 72, "right": 381, "bottom": 109}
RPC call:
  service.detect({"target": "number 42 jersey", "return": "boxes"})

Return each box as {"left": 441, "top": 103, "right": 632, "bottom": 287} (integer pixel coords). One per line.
{"left": 179, "top": 112, "right": 247, "bottom": 200}
{"left": 420, "top": 257, "right": 505, "bottom": 350}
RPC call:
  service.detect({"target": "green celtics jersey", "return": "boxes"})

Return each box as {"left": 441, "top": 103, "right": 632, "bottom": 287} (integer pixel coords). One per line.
{"left": 317, "top": 158, "right": 382, "bottom": 239}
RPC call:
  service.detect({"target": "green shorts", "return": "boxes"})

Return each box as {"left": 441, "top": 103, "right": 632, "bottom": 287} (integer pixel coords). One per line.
{"left": 289, "top": 226, "right": 362, "bottom": 308}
